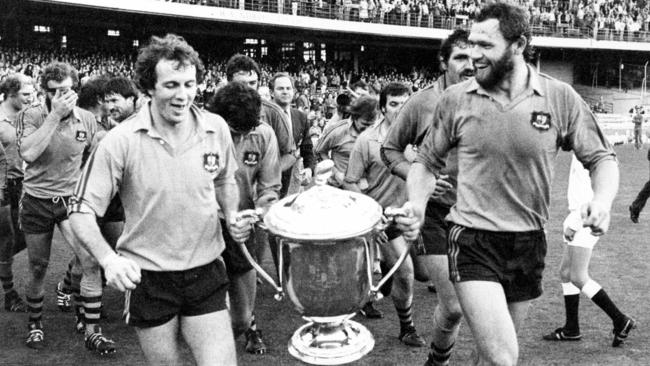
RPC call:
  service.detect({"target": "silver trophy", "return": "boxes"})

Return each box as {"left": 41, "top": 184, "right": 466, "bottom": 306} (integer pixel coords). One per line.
{"left": 238, "top": 160, "right": 410, "bottom": 365}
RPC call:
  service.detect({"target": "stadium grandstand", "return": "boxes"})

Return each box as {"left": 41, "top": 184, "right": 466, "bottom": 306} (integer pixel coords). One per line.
{"left": 2, "top": 0, "right": 650, "bottom": 136}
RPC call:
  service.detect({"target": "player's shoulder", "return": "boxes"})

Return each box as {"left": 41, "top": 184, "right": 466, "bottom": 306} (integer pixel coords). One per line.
{"left": 252, "top": 122, "right": 277, "bottom": 142}
{"left": 322, "top": 119, "right": 350, "bottom": 136}
{"left": 73, "top": 106, "right": 96, "bottom": 123}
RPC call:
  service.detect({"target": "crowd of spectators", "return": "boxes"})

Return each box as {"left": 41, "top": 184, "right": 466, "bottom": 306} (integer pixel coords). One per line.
{"left": 0, "top": 46, "right": 442, "bottom": 141}
{"left": 158, "top": 0, "right": 650, "bottom": 41}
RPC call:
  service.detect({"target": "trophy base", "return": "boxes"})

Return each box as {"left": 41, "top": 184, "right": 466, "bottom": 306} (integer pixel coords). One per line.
{"left": 288, "top": 317, "right": 375, "bottom": 365}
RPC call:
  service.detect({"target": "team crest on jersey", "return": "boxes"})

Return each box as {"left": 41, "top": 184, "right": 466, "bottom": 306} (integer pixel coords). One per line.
{"left": 243, "top": 151, "right": 260, "bottom": 166}
{"left": 530, "top": 112, "right": 551, "bottom": 131}
{"left": 203, "top": 153, "right": 220, "bottom": 173}
{"left": 75, "top": 130, "right": 88, "bottom": 142}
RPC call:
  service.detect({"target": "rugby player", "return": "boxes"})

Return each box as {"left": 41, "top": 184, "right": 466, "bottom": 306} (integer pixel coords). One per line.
{"left": 0, "top": 73, "right": 33, "bottom": 312}
{"left": 381, "top": 29, "right": 473, "bottom": 366}
{"left": 396, "top": 3, "right": 618, "bottom": 365}
{"left": 224, "top": 54, "right": 296, "bottom": 174}
{"left": 16, "top": 62, "right": 99, "bottom": 350}
{"left": 543, "top": 155, "right": 635, "bottom": 346}
{"left": 69, "top": 34, "right": 249, "bottom": 365}
{"left": 208, "top": 81, "right": 281, "bottom": 355}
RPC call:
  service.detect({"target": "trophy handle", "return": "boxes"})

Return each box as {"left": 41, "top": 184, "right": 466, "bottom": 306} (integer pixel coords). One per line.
{"left": 235, "top": 210, "right": 285, "bottom": 301}
{"left": 365, "top": 206, "right": 412, "bottom": 300}
{"left": 238, "top": 236, "right": 285, "bottom": 301}
{"left": 364, "top": 236, "right": 411, "bottom": 300}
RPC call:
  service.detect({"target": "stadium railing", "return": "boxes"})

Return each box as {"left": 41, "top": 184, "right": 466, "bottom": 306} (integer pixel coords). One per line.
{"left": 158, "top": 0, "right": 650, "bottom": 42}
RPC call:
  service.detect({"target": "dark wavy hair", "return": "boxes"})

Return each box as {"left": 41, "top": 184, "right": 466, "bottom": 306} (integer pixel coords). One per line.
{"left": 40, "top": 62, "right": 79, "bottom": 92}
{"left": 379, "top": 82, "right": 410, "bottom": 110}
{"left": 349, "top": 94, "right": 378, "bottom": 121}
{"left": 225, "top": 54, "right": 261, "bottom": 82}
{"left": 476, "top": 3, "right": 534, "bottom": 61}
{"left": 208, "top": 81, "right": 261, "bottom": 133}
{"left": 134, "top": 34, "right": 205, "bottom": 94}
{"left": 105, "top": 76, "right": 139, "bottom": 101}
{"left": 439, "top": 29, "right": 470, "bottom": 64}
{"left": 77, "top": 75, "right": 109, "bottom": 110}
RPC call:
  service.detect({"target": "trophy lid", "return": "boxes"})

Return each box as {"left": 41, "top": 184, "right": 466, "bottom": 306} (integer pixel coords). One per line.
{"left": 264, "top": 183, "right": 383, "bottom": 241}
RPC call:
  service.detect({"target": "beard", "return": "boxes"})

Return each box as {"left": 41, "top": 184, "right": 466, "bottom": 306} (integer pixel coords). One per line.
{"left": 476, "top": 49, "right": 515, "bottom": 89}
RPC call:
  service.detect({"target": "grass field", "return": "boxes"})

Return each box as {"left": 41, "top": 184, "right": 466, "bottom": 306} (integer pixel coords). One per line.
{"left": 1, "top": 144, "right": 649, "bottom": 365}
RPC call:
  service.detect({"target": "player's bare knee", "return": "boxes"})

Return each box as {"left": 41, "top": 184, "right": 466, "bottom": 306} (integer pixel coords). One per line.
{"left": 569, "top": 273, "right": 589, "bottom": 289}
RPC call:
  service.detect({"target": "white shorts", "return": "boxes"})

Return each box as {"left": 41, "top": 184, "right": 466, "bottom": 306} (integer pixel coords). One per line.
{"left": 563, "top": 213, "right": 599, "bottom": 249}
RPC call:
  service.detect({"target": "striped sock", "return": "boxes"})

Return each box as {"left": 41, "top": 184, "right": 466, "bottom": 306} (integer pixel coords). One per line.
{"left": 83, "top": 295, "right": 103, "bottom": 335}
{"left": 396, "top": 305, "right": 414, "bottom": 333}
{"left": 0, "top": 275, "right": 14, "bottom": 294}
{"left": 427, "top": 342, "right": 454, "bottom": 366}
{"left": 26, "top": 295, "right": 44, "bottom": 324}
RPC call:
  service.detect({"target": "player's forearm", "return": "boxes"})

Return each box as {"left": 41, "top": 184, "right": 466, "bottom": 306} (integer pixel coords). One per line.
{"left": 216, "top": 182, "right": 241, "bottom": 222}
{"left": 69, "top": 212, "right": 115, "bottom": 267}
{"left": 20, "top": 113, "right": 61, "bottom": 163}
{"left": 590, "top": 159, "right": 619, "bottom": 208}
{"left": 407, "top": 162, "right": 437, "bottom": 213}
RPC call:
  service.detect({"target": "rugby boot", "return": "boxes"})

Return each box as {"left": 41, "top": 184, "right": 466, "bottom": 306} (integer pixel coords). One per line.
{"left": 55, "top": 282, "right": 73, "bottom": 312}
{"left": 26, "top": 321, "right": 45, "bottom": 350}
{"left": 398, "top": 326, "right": 426, "bottom": 347}
{"left": 4, "top": 290, "right": 27, "bottom": 312}
{"left": 245, "top": 328, "right": 267, "bottom": 354}
{"left": 542, "top": 327, "right": 582, "bottom": 341}
{"left": 85, "top": 325, "right": 116, "bottom": 355}
{"left": 359, "top": 302, "right": 383, "bottom": 319}
{"left": 612, "top": 316, "right": 636, "bottom": 347}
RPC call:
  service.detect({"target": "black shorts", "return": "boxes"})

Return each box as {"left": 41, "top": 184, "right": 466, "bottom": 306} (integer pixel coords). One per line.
{"left": 4, "top": 178, "right": 23, "bottom": 209}
{"left": 419, "top": 200, "right": 451, "bottom": 255}
{"left": 447, "top": 224, "right": 547, "bottom": 303}
{"left": 220, "top": 219, "right": 255, "bottom": 276}
{"left": 19, "top": 193, "right": 69, "bottom": 234}
{"left": 97, "top": 195, "right": 125, "bottom": 224}
{"left": 125, "top": 258, "right": 229, "bottom": 328}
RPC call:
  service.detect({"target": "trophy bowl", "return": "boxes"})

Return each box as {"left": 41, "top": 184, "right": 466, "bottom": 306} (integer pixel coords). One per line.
{"left": 239, "top": 172, "right": 410, "bottom": 365}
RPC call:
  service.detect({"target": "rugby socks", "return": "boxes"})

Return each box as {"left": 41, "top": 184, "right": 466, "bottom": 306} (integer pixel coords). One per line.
{"left": 26, "top": 295, "right": 44, "bottom": 324}
{"left": 0, "top": 273, "right": 14, "bottom": 294}
{"left": 561, "top": 282, "right": 581, "bottom": 334}
{"left": 396, "top": 304, "right": 415, "bottom": 333}
{"left": 83, "top": 295, "right": 103, "bottom": 336}
{"left": 582, "top": 280, "right": 625, "bottom": 325}
{"left": 427, "top": 342, "right": 454, "bottom": 366}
